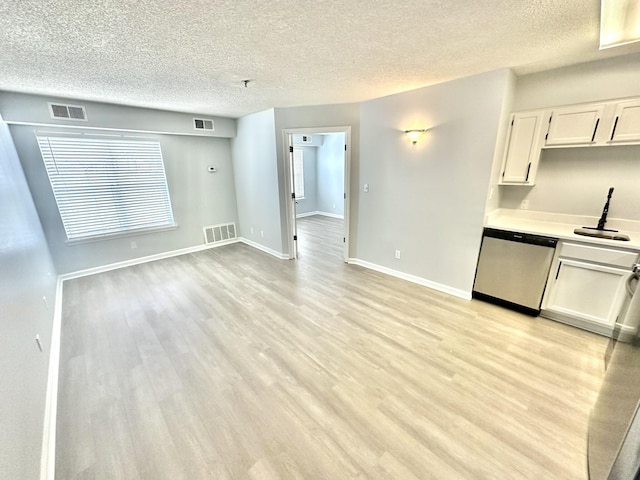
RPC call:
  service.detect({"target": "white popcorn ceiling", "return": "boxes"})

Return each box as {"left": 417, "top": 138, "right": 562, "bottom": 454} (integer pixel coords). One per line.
{"left": 1, "top": 0, "right": 640, "bottom": 118}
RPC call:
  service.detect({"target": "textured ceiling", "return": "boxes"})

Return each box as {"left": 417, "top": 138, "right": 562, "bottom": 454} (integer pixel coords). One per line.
{"left": 2, "top": 0, "right": 640, "bottom": 118}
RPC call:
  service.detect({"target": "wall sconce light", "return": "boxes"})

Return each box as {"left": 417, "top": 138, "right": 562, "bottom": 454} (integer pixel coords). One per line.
{"left": 404, "top": 129, "right": 428, "bottom": 145}
{"left": 600, "top": 0, "right": 640, "bottom": 49}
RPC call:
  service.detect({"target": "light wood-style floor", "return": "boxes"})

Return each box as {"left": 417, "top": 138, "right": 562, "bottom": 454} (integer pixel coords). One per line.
{"left": 56, "top": 215, "right": 608, "bottom": 479}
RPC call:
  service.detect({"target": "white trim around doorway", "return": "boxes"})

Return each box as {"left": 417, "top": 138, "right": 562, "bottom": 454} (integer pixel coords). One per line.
{"left": 282, "top": 126, "right": 351, "bottom": 262}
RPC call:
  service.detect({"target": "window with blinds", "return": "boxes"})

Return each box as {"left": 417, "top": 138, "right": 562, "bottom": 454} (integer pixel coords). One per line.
{"left": 36, "top": 135, "right": 175, "bottom": 242}
{"left": 293, "top": 147, "right": 305, "bottom": 199}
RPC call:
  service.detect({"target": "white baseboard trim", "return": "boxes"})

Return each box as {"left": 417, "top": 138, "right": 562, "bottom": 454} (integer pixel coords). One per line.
{"left": 59, "top": 240, "right": 239, "bottom": 281}
{"left": 296, "top": 210, "right": 344, "bottom": 220}
{"left": 347, "top": 258, "right": 472, "bottom": 300}
{"left": 40, "top": 277, "right": 64, "bottom": 480}
{"left": 238, "top": 237, "right": 290, "bottom": 260}
{"left": 296, "top": 211, "right": 318, "bottom": 218}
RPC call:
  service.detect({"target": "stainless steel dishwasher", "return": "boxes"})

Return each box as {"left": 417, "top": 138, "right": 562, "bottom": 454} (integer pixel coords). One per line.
{"left": 473, "top": 228, "right": 558, "bottom": 315}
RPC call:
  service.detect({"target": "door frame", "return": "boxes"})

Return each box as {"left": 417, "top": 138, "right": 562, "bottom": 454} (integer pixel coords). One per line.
{"left": 282, "top": 126, "right": 352, "bottom": 262}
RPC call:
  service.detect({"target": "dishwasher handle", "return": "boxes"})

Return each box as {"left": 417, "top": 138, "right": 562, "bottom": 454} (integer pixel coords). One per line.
{"left": 483, "top": 228, "right": 558, "bottom": 248}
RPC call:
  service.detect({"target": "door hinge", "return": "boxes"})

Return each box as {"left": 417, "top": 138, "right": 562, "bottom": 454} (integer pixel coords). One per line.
{"left": 545, "top": 132, "right": 548, "bottom": 141}
{"left": 293, "top": 235, "right": 297, "bottom": 241}
{"left": 291, "top": 192, "right": 295, "bottom": 199}
{"left": 289, "top": 145, "right": 293, "bottom": 153}
{"left": 343, "top": 193, "right": 346, "bottom": 199}
{"left": 525, "top": 162, "right": 531, "bottom": 182}
{"left": 343, "top": 237, "right": 345, "bottom": 243}
{"left": 511, "top": 118, "right": 514, "bottom": 126}
{"left": 344, "top": 144, "right": 347, "bottom": 151}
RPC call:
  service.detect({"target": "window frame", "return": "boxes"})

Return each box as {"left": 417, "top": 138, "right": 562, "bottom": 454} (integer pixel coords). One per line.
{"left": 35, "top": 133, "right": 177, "bottom": 243}
{"left": 293, "top": 146, "right": 305, "bottom": 200}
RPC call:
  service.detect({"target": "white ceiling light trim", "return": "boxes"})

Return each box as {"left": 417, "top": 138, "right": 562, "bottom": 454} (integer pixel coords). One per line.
{"left": 600, "top": 0, "right": 640, "bottom": 49}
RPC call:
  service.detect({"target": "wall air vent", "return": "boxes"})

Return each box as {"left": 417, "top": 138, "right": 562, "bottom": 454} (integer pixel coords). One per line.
{"left": 203, "top": 223, "right": 236, "bottom": 245}
{"left": 194, "top": 118, "right": 215, "bottom": 131}
{"left": 48, "top": 103, "right": 88, "bottom": 121}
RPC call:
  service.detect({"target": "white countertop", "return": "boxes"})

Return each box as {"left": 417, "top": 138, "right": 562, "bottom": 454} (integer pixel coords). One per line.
{"left": 485, "top": 209, "right": 640, "bottom": 251}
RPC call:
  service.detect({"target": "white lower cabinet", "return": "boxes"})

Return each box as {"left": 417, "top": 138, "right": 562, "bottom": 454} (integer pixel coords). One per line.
{"left": 541, "top": 242, "right": 638, "bottom": 336}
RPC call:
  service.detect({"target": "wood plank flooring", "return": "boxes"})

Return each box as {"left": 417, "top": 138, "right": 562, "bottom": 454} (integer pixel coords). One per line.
{"left": 56, "top": 215, "right": 608, "bottom": 479}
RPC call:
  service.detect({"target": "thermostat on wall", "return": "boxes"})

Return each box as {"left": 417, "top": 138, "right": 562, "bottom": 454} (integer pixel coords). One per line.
{"left": 208, "top": 166, "right": 217, "bottom": 173}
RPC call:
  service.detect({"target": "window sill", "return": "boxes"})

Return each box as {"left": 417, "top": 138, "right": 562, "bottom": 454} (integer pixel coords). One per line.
{"left": 65, "top": 223, "right": 179, "bottom": 246}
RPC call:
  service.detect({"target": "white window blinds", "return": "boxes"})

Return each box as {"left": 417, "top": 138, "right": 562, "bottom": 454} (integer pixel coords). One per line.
{"left": 36, "top": 135, "right": 175, "bottom": 241}
{"left": 293, "top": 147, "right": 305, "bottom": 199}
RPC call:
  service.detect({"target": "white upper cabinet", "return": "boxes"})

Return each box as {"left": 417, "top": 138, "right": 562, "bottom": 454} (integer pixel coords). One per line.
{"left": 499, "top": 96, "right": 640, "bottom": 187}
{"left": 608, "top": 99, "right": 640, "bottom": 144}
{"left": 499, "top": 110, "right": 545, "bottom": 185}
{"left": 545, "top": 104, "right": 606, "bottom": 146}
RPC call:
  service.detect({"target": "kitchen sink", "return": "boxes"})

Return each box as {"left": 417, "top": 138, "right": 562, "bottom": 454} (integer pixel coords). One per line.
{"left": 574, "top": 228, "right": 630, "bottom": 241}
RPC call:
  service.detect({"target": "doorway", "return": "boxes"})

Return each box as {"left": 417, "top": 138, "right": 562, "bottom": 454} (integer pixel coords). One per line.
{"left": 283, "top": 127, "right": 351, "bottom": 262}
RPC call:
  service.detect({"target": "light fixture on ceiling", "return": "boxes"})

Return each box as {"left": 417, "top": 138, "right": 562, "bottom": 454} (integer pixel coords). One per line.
{"left": 600, "top": 0, "right": 640, "bottom": 49}
{"left": 404, "top": 129, "right": 428, "bottom": 145}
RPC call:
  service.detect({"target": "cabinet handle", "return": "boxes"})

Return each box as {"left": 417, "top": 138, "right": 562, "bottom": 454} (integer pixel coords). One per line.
{"left": 610, "top": 116, "right": 619, "bottom": 141}
{"left": 591, "top": 118, "right": 600, "bottom": 142}
{"left": 525, "top": 162, "right": 531, "bottom": 182}
{"left": 555, "top": 263, "right": 562, "bottom": 280}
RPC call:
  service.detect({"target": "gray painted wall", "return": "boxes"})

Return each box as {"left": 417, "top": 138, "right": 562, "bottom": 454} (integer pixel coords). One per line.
{"left": 500, "top": 54, "right": 640, "bottom": 219}
{"left": 231, "top": 109, "right": 283, "bottom": 253}
{"left": 0, "top": 91, "right": 236, "bottom": 138}
{"left": 500, "top": 146, "right": 640, "bottom": 220}
{"left": 513, "top": 53, "right": 640, "bottom": 111}
{"left": 0, "top": 114, "right": 57, "bottom": 479}
{"left": 317, "top": 133, "right": 345, "bottom": 216}
{"left": 6, "top": 96, "right": 239, "bottom": 274}
{"left": 274, "top": 104, "right": 360, "bottom": 255}
{"left": 358, "top": 69, "right": 512, "bottom": 294}
{"left": 295, "top": 146, "right": 318, "bottom": 216}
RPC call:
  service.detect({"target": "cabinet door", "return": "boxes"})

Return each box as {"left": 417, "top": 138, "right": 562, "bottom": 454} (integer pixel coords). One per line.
{"left": 609, "top": 100, "right": 640, "bottom": 143}
{"left": 499, "top": 111, "right": 544, "bottom": 185}
{"left": 544, "top": 259, "right": 628, "bottom": 327}
{"left": 545, "top": 104, "right": 605, "bottom": 146}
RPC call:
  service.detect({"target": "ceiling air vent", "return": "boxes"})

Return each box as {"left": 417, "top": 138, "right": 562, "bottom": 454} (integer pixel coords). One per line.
{"left": 48, "top": 103, "right": 88, "bottom": 121}
{"left": 194, "top": 118, "right": 215, "bottom": 131}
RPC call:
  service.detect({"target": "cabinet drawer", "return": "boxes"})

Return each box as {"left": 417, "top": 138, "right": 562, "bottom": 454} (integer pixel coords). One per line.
{"left": 559, "top": 242, "right": 638, "bottom": 268}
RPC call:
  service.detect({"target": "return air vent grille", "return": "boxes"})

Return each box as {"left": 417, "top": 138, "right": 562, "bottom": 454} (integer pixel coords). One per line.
{"left": 194, "top": 118, "right": 215, "bottom": 131}
{"left": 48, "top": 103, "right": 87, "bottom": 121}
{"left": 203, "top": 223, "right": 236, "bottom": 245}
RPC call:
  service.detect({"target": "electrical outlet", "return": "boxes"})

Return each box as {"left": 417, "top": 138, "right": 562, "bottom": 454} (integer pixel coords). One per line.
{"left": 333, "top": 204, "right": 336, "bottom": 209}
{"left": 394, "top": 250, "right": 401, "bottom": 259}
{"left": 261, "top": 230, "right": 264, "bottom": 238}
{"left": 250, "top": 227, "right": 254, "bottom": 235}
{"left": 364, "top": 184, "right": 369, "bottom": 193}
{"left": 131, "top": 241, "right": 137, "bottom": 249}
{"left": 520, "top": 199, "right": 529, "bottom": 210}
